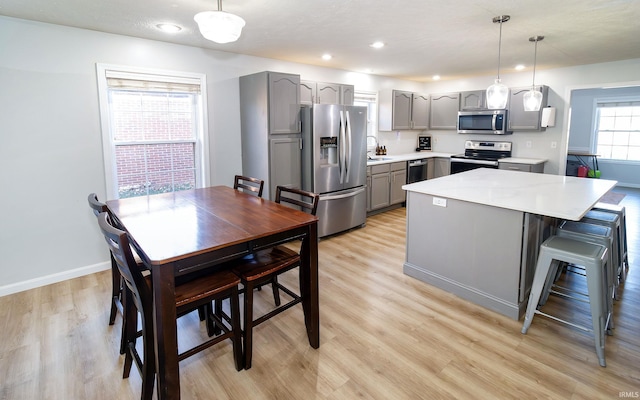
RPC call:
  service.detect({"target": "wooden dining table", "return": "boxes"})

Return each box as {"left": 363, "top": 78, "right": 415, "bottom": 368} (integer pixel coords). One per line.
{"left": 106, "top": 186, "right": 319, "bottom": 400}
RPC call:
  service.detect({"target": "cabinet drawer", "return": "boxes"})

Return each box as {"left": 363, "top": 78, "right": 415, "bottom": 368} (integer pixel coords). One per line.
{"left": 499, "top": 162, "right": 531, "bottom": 172}
{"left": 390, "top": 162, "right": 406, "bottom": 172}
{"left": 371, "top": 164, "right": 390, "bottom": 174}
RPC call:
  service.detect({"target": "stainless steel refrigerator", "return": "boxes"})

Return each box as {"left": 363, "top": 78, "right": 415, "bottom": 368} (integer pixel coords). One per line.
{"left": 301, "top": 104, "right": 367, "bottom": 237}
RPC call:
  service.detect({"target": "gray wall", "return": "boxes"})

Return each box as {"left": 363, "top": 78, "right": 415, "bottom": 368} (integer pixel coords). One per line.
{"left": 568, "top": 86, "right": 640, "bottom": 186}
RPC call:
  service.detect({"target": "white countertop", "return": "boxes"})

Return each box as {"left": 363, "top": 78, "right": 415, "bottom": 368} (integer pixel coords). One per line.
{"left": 402, "top": 168, "right": 617, "bottom": 220}
{"left": 367, "top": 152, "right": 454, "bottom": 165}
{"left": 366, "top": 152, "right": 546, "bottom": 166}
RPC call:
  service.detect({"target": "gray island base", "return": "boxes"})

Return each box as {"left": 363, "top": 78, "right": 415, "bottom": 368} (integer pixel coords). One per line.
{"left": 402, "top": 169, "right": 617, "bottom": 320}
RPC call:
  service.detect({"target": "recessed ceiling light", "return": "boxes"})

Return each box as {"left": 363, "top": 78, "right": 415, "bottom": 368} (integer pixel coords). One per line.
{"left": 156, "top": 23, "right": 182, "bottom": 33}
{"left": 432, "top": 75, "right": 441, "bottom": 81}
{"left": 369, "top": 41, "right": 385, "bottom": 49}
{"left": 515, "top": 64, "right": 526, "bottom": 71}
{"left": 322, "top": 54, "right": 332, "bottom": 61}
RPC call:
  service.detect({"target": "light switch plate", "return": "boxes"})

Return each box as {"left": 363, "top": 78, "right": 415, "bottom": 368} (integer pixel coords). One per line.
{"left": 433, "top": 197, "right": 447, "bottom": 207}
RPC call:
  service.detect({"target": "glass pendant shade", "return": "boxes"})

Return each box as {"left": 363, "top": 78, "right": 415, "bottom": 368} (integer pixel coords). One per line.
{"left": 523, "top": 36, "right": 544, "bottom": 111}
{"left": 523, "top": 89, "right": 543, "bottom": 111}
{"left": 486, "top": 79, "right": 509, "bottom": 109}
{"left": 194, "top": 10, "right": 245, "bottom": 43}
{"left": 487, "top": 15, "right": 510, "bottom": 110}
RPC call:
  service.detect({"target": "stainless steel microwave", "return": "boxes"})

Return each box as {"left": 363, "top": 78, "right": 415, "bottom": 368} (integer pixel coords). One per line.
{"left": 457, "top": 110, "right": 511, "bottom": 135}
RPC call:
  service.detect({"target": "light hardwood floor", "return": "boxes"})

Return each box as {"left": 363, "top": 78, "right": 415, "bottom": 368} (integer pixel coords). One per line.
{"left": 2, "top": 189, "right": 639, "bottom": 399}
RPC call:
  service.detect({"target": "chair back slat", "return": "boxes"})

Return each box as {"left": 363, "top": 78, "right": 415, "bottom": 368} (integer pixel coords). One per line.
{"left": 96, "top": 212, "right": 151, "bottom": 314}
{"left": 275, "top": 186, "right": 319, "bottom": 216}
{"left": 234, "top": 175, "right": 264, "bottom": 197}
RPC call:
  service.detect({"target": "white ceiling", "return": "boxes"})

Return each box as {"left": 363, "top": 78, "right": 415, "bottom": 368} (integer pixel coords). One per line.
{"left": 2, "top": 0, "right": 639, "bottom": 82}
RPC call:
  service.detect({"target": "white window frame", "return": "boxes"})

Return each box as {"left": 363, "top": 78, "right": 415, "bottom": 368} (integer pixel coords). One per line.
{"left": 96, "top": 63, "right": 210, "bottom": 199}
{"left": 354, "top": 90, "right": 378, "bottom": 148}
{"left": 594, "top": 98, "right": 640, "bottom": 162}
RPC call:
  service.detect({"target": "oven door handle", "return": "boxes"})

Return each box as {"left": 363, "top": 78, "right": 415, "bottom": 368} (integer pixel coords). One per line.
{"left": 451, "top": 158, "right": 499, "bottom": 167}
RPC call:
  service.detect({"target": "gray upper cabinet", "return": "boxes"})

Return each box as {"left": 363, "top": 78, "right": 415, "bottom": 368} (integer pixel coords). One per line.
{"left": 460, "top": 90, "right": 486, "bottom": 110}
{"left": 267, "top": 72, "right": 301, "bottom": 134}
{"left": 507, "top": 85, "right": 549, "bottom": 131}
{"left": 301, "top": 80, "right": 354, "bottom": 105}
{"left": 429, "top": 92, "right": 460, "bottom": 130}
{"left": 300, "top": 80, "right": 315, "bottom": 106}
{"left": 379, "top": 89, "right": 429, "bottom": 131}
{"left": 411, "top": 93, "right": 429, "bottom": 129}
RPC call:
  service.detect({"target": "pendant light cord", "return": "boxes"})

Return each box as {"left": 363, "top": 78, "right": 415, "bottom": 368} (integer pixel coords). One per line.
{"left": 496, "top": 19, "right": 503, "bottom": 80}
{"left": 531, "top": 40, "right": 538, "bottom": 88}
{"left": 217, "top": 0, "right": 223, "bottom": 11}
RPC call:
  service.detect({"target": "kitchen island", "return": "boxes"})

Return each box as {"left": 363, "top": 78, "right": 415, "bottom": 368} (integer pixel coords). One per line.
{"left": 402, "top": 168, "right": 617, "bottom": 320}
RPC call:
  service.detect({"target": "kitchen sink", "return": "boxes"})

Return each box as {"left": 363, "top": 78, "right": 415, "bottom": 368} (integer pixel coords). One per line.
{"left": 368, "top": 157, "right": 394, "bottom": 162}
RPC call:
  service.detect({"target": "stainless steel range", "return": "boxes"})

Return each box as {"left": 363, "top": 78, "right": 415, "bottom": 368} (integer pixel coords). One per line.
{"left": 450, "top": 140, "right": 512, "bottom": 174}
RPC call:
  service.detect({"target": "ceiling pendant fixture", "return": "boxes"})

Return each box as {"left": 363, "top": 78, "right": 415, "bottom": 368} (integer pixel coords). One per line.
{"left": 194, "top": 0, "right": 245, "bottom": 44}
{"left": 523, "top": 36, "right": 545, "bottom": 111}
{"left": 486, "top": 15, "right": 510, "bottom": 110}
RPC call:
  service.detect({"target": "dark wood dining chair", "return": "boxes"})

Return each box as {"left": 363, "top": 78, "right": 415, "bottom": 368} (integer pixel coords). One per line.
{"left": 226, "top": 185, "right": 319, "bottom": 369}
{"left": 233, "top": 175, "right": 264, "bottom": 197}
{"left": 87, "top": 193, "right": 124, "bottom": 327}
{"left": 96, "top": 212, "right": 243, "bottom": 400}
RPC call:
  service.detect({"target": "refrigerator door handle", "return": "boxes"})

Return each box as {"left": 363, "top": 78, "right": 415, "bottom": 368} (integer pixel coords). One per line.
{"left": 345, "top": 110, "right": 352, "bottom": 183}
{"left": 339, "top": 110, "right": 346, "bottom": 184}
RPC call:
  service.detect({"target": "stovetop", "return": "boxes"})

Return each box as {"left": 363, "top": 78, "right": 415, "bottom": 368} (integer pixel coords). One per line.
{"left": 451, "top": 140, "right": 512, "bottom": 161}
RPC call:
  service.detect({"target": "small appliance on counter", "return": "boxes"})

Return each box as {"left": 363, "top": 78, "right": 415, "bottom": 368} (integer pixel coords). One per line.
{"left": 416, "top": 135, "right": 432, "bottom": 151}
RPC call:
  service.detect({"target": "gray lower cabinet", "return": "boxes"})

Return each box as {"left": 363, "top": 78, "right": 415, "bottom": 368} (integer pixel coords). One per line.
{"left": 429, "top": 92, "right": 460, "bottom": 130}
{"left": 368, "top": 162, "right": 406, "bottom": 211}
{"left": 269, "top": 138, "right": 302, "bottom": 198}
{"left": 499, "top": 162, "right": 544, "bottom": 173}
{"left": 433, "top": 157, "right": 451, "bottom": 177}
{"left": 426, "top": 158, "right": 435, "bottom": 180}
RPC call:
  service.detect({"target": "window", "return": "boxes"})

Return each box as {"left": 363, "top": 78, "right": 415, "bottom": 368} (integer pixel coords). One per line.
{"left": 595, "top": 101, "right": 640, "bottom": 161}
{"left": 354, "top": 91, "right": 378, "bottom": 147}
{"left": 97, "top": 65, "right": 209, "bottom": 198}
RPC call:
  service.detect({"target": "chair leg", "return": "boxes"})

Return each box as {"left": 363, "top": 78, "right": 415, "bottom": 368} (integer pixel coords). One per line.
{"left": 271, "top": 276, "right": 281, "bottom": 306}
{"left": 140, "top": 313, "right": 156, "bottom": 400}
{"left": 213, "top": 300, "right": 223, "bottom": 336}
{"left": 122, "top": 289, "right": 136, "bottom": 377}
{"left": 585, "top": 264, "right": 607, "bottom": 367}
{"left": 243, "top": 280, "right": 255, "bottom": 370}
{"left": 522, "top": 252, "right": 554, "bottom": 334}
{"left": 109, "top": 256, "right": 121, "bottom": 325}
{"left": 230, "top": 287, "right": 244, "bottom": 371}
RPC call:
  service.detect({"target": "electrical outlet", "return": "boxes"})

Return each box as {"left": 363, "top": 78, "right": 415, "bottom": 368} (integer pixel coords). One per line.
{"left": 551, "top": 141, "right": 557, "bottom": 149}
{"left": 526, "top": 141, "right": 532, "bottom": 148}
{"left": 433, "top": 197, "right": 447, "bottom": 207}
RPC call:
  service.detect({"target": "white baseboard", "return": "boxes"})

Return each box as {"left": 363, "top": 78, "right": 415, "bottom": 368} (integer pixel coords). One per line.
{"left": 0, "top": 261, "right": 111, "bottom": 297}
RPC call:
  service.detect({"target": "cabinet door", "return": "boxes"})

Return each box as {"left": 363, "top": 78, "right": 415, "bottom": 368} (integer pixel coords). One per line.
{"left": 429, "top": 93, "right": 460, "bottom": 130}
{"left": 390, "top": 169, "right": 407, "bottom": 204}
{"left": 427, "top": 158, "right": 435, "bottom": 180}
{"left": 460, "top": 90, "right": 486, "bottom": 110}
{"left": 411, "top": 93, "right": 429, "bottom": 129}
{"left": 317, "top": 83, "right": 341, "bottom": 104}
{"left": 268, "top": 72, "right": 300, "bottom": 134}
{"left": 507, "top": 85, "right": 548, "bottom": 131}
{"left": 392, "top": 90, "right": 413, "bottom": 130}
{"left": 370, "top": 173, "right": 390, "bottom": 210}
{"left": 269, "top": 138, "right": 302, "bottom": 201}
{"left": 300, "top": 80, "right": 316, "bottom": 105}
{"left": 366, "top": 172, "right": 372, "bottom": 212}
{"left": 433, "top": 158, "right": 450, "bottom": 178}
{"left": 340, "top": 85, "right": 355, "bottom": 106}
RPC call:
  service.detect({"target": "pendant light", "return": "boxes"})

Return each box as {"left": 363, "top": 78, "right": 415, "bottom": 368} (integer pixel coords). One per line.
{"left": 523, "top": 36, "right": 544, "bottom": 111}
{"left": 194, "top": 0, "right": 245, "bottom": 44}
{"left": 486, "top": 15, "right": 510, "bottom": 110}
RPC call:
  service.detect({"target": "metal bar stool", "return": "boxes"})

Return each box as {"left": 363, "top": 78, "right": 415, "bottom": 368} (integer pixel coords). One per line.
{"left": 522, "top": 236, "right": 609, "bottom": 367}
{"left": 548, "top": 221, "right": 615, "bottom": 332}
{"left": 581, "top": 210, "right": 623, "bottom": 297}
{"left": 593, "top": 202, "right": 629, "bottom": 282}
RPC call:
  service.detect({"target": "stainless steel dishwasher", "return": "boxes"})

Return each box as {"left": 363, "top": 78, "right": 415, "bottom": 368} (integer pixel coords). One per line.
{"left": 407, "top": 159, "right": 428, "bottom": 183}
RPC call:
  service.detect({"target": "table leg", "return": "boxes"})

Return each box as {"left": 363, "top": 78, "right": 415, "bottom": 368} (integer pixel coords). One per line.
{"left": 300, "top": 221, "right": 320, "bottom": 348}
{"left": 152, "top": 264, "right": 180, "bottom": 399}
